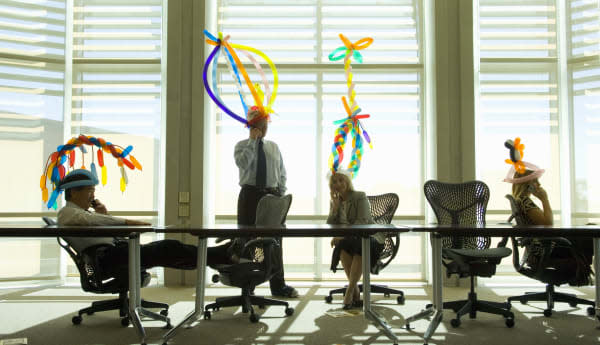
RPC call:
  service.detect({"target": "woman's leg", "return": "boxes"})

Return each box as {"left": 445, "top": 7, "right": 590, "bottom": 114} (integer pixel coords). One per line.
{"left": 348, "top": 255, "right": 363, "bottom": 303}
{"left": 340, "top": 250, "right": 355, "bottom": 305}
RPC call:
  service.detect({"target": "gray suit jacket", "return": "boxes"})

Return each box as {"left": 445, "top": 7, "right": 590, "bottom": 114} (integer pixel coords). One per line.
{"left": 326, "top": 191, "right": 374, "bottom": 225}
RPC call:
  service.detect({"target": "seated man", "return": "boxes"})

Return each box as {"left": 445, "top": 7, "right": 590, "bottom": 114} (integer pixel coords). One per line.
{"left": 56, "top": 169, "right": 230, "bottom": 279}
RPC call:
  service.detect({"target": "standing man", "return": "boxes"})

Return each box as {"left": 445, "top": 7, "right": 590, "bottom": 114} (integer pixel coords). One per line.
{"left": 234, "top": 106, "right": 298, "bottom": 298}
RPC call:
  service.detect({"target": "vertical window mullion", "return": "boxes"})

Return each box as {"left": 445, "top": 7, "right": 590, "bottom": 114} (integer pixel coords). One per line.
{"left": 556, "top": 0, "right": 573, "bottom": 226}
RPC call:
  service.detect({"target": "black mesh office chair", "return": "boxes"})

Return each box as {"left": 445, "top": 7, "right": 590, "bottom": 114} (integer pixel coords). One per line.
{"left": 42, "top": 217, "right": 168, "bottom": 327}
{"left": 424, "top": 180, "right": 514, "bottom": 328}
{"left": 504, "top": 194, "right": 595, "bottom": 317}
{"left": 204, "top": 195, "right": 295, "bottom": 323}
{"left": 325, "top": 193, "right": 405, "bottom": 304}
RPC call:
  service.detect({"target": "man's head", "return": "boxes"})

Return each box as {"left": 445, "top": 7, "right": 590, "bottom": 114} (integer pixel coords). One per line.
{"left": 58, "top": 169, "right": 98, "bottom": 209}
{"left": 247, "top": 108, "right": 268, "bottom": 138}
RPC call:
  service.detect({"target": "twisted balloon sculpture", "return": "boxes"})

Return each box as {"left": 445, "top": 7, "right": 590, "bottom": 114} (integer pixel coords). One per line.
{"left": 203, "top": 30, "right": 278, "bottom": 125}
{"left": 40, "top": 135, "right": 142, "bottom": 209}
{"left": 328, "top": 34, "right": 374, "bottom": 177}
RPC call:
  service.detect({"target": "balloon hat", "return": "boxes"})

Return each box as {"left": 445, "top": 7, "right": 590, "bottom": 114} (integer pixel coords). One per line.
{"left": 203, "top": 30, "right": 278, "bottom": 127}
{"left": 40, "top": 135, "right": 142, "bottom": 209}
{"left": 327, "top": 34, "right": 374, "bottom": 178}
{"left": 502, "top": 137, "right": 545, "bottom": 184}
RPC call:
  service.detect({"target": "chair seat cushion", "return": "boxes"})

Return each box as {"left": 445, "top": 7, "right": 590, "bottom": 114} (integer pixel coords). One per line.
{"left": 216, "top": 262, "right": 268, "bottom": 287}
{"left": 445, "top": 247, "right": 512, "bottom": 259}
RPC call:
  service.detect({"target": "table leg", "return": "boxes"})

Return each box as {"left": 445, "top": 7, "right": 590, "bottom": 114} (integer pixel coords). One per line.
{"left": 162, "top": 237, "right": 207, "bottom": 344}
{"left": 405, "top": 233, "right": 443, "bottom": 345}
{"left": 128, "top": 234, "right": 146, "bottom": 344}
{"left": 361, "top": 237, "right": 399, "bottom": 345}
{"left": 595, "top": 238, "right": 599, "bottom": 319}
{"left": 129, "top": 234, "right": 171, "bottom": 345}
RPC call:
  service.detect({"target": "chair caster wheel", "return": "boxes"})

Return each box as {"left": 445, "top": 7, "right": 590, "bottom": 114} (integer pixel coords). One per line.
{"left": 72, "top": 315, "right": 82, "bottom": 325}
{"left": 285, "top": 307, "right": 294, "bottom": 316}
{"left": 505, "top": 317, "right": 515, "bottom": 328}
{"left": 163, "top": 322, "right": 173, "bottom": 330}
{"left": 160, "top": 309, "right": 169, "bottom": 316}
{"left": 405, "top": 322, "right": 411, "bottom": 330}
{"left": 204, "top": 311, "right": 211, "bottom": 320}
{"left": 384, "top": 293, "right": 390, "bottom": 297}
{"left": 250, "top": 313, "right": 260, "bottom": 323}
{"left": 450, "top": 318, "right": 461, "bottom": 328}
{"left": 397, "top": 295, "right": 405, "bottom": 305}
{"left": 569, "top": 302, "right": 577, "bottom": 307}
{"left": 520, "top": 300, "right": 527, "bottom": 305}
{"left": 121, "top": 317, "right": 130, "bottom": 327}
{"left": 425, "top": 303, "right": 432, "bottom": 309}
{"left": 212, "top": 274, "right": 220, "bottom": 283}
{"left": 469, "top": 311, "right": 477, "bottom": 319}
{"left": 587, "top": 307, "right": 596, "bottom": 316}
{"left": 215, "top": 306, "right": 220, "bottom": 311}
{"left": 325, "top": 295, "right": 333, "bottom": 303}
{"left": 543, "top": 309, "right": 552, "bottom": 317}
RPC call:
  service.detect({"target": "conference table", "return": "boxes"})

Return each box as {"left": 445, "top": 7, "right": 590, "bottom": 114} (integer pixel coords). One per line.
{"left": 157, "top": 223, "right": 408, "bottom": 345}
{"left": 0, "top": 225, "right": 169, "bottom": 345}
{"left": 405, "top": 224, "right": 600, "bottom": 345}
{"left": 1, "top": 223, "right": 599, "bottom": 345}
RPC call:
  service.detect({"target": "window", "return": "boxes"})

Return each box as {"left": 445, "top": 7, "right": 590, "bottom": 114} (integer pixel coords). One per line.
{"left": 568, "top": 0, "right": 600, "bottom": 225}
{"left": 476, "top": 0, "right": 562, "bottom": 221}
{"left": 212, "top": 0, "right": 427, "bottom": 280}
{"left": 0, "top": 0, "right": 164, "bottom": 280}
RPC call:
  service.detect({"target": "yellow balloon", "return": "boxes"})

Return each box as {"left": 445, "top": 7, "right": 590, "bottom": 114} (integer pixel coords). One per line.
{"left": 101, "top": 165, "right": 107, "bottom": 186}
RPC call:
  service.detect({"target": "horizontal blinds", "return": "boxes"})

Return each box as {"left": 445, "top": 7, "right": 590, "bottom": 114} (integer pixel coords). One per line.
{"left": 73, "top": 0, "right": 162, "bottom": 59}
{"left": 568, "top": 0, "right": 600, "bottom": 58}
{"left": 217, "top": 0, "right": 420, "bottom": 64}
{"left": 479, "top": 0, "right": 557, "bottom": 59}
{"left": 0, "top": 0, "right": 65, "bottom": 61}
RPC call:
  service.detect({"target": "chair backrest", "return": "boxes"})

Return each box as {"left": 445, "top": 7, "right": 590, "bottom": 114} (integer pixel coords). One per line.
{"left": 367, "top": 193, "right": 399, "bottom": 225}
{"left": 424, "top": 180, "right": 491, "bottom": 250}
{"left": 367, "top": 194, "right": 399, "bottom": 271}
{"left": 42, "top": 217, "right": 122, "bottom": 293}
{"left": 255, "top": 194, "right": 293, "bottom": 226}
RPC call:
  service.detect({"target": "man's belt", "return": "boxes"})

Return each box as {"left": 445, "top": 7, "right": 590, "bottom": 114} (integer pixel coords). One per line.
{"left": 242, "top": 184, "right": 280, "bottom": 195}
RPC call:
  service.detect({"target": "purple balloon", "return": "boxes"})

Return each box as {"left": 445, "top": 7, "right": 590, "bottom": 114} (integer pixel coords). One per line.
{"left": 203, "top": 45, "right": 249, "bottom": 126}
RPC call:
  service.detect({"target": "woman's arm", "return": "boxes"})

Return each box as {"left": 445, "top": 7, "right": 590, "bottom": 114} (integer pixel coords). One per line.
{"left": 526, "top": 187, "right": 553, "bottom": 225}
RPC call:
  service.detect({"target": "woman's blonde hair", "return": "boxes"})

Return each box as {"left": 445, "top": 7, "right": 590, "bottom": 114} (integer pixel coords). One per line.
{"left": 329, "top": 171, "right": 355, "bottom": 192}
{"left": 512, "top": 169, "right": 536, "bottom": 200}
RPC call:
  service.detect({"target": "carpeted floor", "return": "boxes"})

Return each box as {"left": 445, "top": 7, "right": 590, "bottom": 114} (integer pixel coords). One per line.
{"left": 0, "top": 281, "right": 597, "bottom": 345}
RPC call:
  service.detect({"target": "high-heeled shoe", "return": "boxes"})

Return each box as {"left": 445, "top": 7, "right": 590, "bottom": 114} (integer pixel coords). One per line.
{"left": 342, "top": 303, "right": 353, "bottom": 310}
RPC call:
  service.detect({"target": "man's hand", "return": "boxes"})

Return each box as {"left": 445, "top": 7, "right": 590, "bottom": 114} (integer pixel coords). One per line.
{"left": 250, "top": 127, "right": 263, "bottom": 139}
{"left": 92, "top": 199, "right": 108, "bottom": 215}
{"left": 125, "top": 219, "right": 151, "bottom": 226}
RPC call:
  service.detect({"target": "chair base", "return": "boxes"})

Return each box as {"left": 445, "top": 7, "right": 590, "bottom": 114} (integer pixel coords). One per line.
{"left": 440, "top": 277, "right": 514, "bottom": 328}
{"left": 508, "top": 284, "right": 595, "bottom": 316}
{"left": 74, "top": 291, "right": 169, "bottom": 326}
{"left": 204, "top": 289, "right": 291, "bottom": 323}
{"left": 326, "top": 284, "right": 405, "bottom": 304}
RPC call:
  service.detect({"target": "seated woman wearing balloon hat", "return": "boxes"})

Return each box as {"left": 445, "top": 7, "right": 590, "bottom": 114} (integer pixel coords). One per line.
{"left": 327, "top": 169, "right": 384, "bottom": 309}
{"left": 504, "top": 138, "right": 592, "bottom": 286}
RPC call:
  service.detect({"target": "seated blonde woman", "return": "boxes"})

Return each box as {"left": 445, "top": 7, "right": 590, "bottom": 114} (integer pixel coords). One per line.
{"left": 327, "top": 171, "right": 385, "bottom": 309}
{"left": 505, "top": 137, "right": 592, "bottom": 285}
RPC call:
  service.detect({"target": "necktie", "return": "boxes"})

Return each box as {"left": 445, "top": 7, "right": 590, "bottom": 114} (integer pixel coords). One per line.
{"left": 256, "top": 140, "right": 266, "bottom": 188}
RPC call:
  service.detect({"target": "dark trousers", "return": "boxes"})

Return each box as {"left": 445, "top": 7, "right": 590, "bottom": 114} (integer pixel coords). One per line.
{"left": 97, "top": 240, "right": 233, "bottom": 280}
{"left": 237, "top": 185, "right": 287, "bottom": 292}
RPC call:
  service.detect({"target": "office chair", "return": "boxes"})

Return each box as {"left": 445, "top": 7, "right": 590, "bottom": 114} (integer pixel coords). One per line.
{"left": 204, "top": 194, "right": 295, "bottom": 323}
{"left": 42, "top": 217, "right": 169, "bottom": 327}
{"left": 424, "top": 180, "right": 514, "bottom": 328}
{"left": 325, "top": 193, "right": 405, "bottom": 305}
{"left": 504, "top": 195, "right": 595, "bottom": 317}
